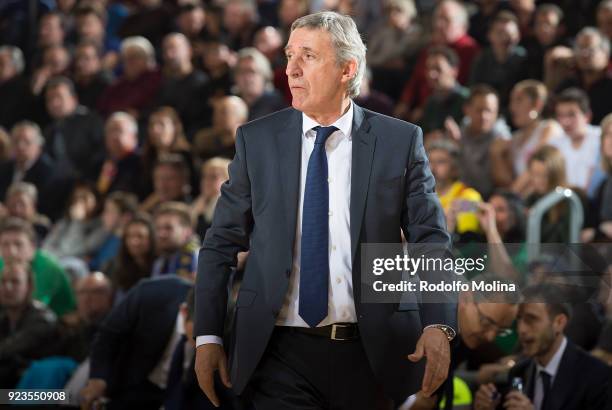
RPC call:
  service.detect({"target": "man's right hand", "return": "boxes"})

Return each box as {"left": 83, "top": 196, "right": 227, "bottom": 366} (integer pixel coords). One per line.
{"left": 474, "top": 383, "right": 500, "bottom": 410}
{"left": 195, "top": 343, "right": 232, "bottom": 407}
{"left": 80, "top": 378, "right": 106, "bottom": 410}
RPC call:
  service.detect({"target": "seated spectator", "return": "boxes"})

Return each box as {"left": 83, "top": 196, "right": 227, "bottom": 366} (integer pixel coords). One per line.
{"left": 395, "top": 0, "right": 480, "bottom": 122}
{"left": 43, "top": 76, "right": 105, "bottom": 185}
{"left": 97, "top": 36, "right": 162, "bottom": 119}
{"left": 74, "top": 3, "right": 120, "bottom": 72}
{"left": 597, "top": 0, "right": 612, "bottom": 41}
{"left": 253, "top": 26, "right": 284, "bottom": 69}
{"left": 523, "top": 4, "right": 567, "bottom": 81}
{"left": 72, "top": 41, "right": 112, "bottom": 110}
{"left": 175, "top": 1, "right": 212, "bottom": 44}
{"left": 586, "top": 114, "right": 612, "bottom": 242}
{"left": 419, "top": 47, "right": 469, "bottom": 139}
{"left": 557, "top": 28, "right": 612, "bottom": 124}
{"left": 4, "top": 182, "right": 51, "bottom": 244}
{"left": 427, "top": 139, "right": 482, "bottom": 237}
{"left": 159, "top": 33, "right": 210, "bottom": 139}
{"left": 96, "top": 112, "right": 142, "bottom": 196}
{"left": 233, "top": 48, "right": 286, "bottom": 121}
{"left": 53, "top": 272, "right": 113, "bottom": 363}
{"left": 278, "top": 0, "right": 309, "bottom": 39}
{"left": 0, "top": 262, "right": 58, "bottom": 388}
{"left": 0, "top": 121, "right": 56, "bottom": 214}
{"left": 141, "top": 107, "right": 195, "bottom": 199}
{"left": 193, "top": 96, "right": 247, "bottom": 162}
{"left": 191, "top": 157, "right": 230, "bottom": 240}
{"left": 474, "top": 284, "right": 609, "bottom": 410}
{"left": 140, "top": 155, "right": 193, "bottom": 214}
{"left": 42, "top": 183, "right": 107, "bottom": 262}
{"left": 0, "top": 46, "right": 31, "bottom": 128}
{"left": 500, "top": 80, "right": 562, "bottom": 196}
{"left": 200, "top": 40, "right": 235, "bottom": 101}
{"left": 366, "top": 0, "right": 423, "bottom": 101}
{"left": 354, "top": 68, "right": 394, "bottom": 117}
{"left": 221, "top": 0, "right": 259, "bottom": 51}
{"left": 103, "top": 213, "right": 156, "bottom": 304}
{"left": 0, "top": 218, "right": 76, "bottom": 317}
{"left": 151, "top": 202, "right": 199, "bottom": 279}
{"left": 81, "top": 276, "right": 192, "bottom": 410}
{"left": 468, "top": 0, "right": 512, "bottom": 46}
{"left": 469, "top": 11, "right": 527, "bottom": 111}
{"left": 550, "top": 88, "right": 601, "bottom": 191}
{"left": 89, "top": 191, "right": 138, "bottom": 272}
{"left": 413, "top": 275, "right": 519, "bottom": 409}
{"left": 31, "top": 45, "right": 72, "bottom": 97}
{"left": 525, "top": 146, "right": 572, "bottom": 243}
{"left": 456, "top": 86, "right": 509, "bottom": 199}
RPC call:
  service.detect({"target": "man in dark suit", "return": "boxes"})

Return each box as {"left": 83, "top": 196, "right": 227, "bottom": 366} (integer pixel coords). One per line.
{"left": 194, "top": 11, "right": 457, "bottom": 410}
{"left": 81, "top": 276, "right": 192, "bottom": 410}
{"left": 0, "top": 121, "right": 56, "bottom": 215}
{"left": 474, "top": 284, "right": 609, "bottom": 410}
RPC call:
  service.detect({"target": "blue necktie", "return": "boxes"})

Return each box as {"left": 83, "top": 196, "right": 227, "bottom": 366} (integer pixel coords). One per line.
{"left": 299, "top": 125, "right": 338, "bottom": 327}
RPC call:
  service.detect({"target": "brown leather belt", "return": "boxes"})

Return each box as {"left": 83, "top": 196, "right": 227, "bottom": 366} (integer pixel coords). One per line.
{"left": 277, "top": 323, "right": 360, "bottom": 341}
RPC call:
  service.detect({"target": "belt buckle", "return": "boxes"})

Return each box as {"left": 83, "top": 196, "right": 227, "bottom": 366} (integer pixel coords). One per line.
{"left": 330, "top": 323, "right": 350, "bottom": 341}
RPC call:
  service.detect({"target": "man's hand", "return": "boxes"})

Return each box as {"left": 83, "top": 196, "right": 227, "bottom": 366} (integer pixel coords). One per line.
{"left": 407, "top": 327, "right": 451, "bottom": 397}
{"left": 80, "top": 378, "right": 106, "bottom": 410}
{"left": 504, "top": 390, "right": 534, "bottom": 410}
{"left": 195, "top": 343, "right": 232, "bottom": 407}
{"left": 474, "top": 383, "right": 500, "bottom": 410}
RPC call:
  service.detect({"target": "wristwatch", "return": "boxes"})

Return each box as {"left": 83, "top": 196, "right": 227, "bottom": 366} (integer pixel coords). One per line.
{"left": 425, "top": 324, "right": 456, "bottom": 341}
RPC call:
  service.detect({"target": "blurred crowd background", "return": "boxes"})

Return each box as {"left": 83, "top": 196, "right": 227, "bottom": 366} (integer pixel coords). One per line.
{"left": 1, "top": 0, "right": 612, "bottom": 409}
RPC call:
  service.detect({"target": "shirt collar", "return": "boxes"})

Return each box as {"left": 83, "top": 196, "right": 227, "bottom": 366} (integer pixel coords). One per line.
{"left": 302, "top": 100, "right": 353, "bottom": 141}
{"left": 537, "top": 336, "right": 567, "bottom": 379}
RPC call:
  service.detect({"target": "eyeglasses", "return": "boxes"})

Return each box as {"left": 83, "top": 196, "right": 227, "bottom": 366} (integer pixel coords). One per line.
{"left": 475, "top": 304, "right": 514, "bottom": 336}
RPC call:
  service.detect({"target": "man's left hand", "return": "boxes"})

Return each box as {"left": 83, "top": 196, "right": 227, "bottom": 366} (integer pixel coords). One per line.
{"left": 407, "top": 327, "right": 451, "bottom": 397}
{"left": 503, "top": 391, "right": 534, "bottom": 410}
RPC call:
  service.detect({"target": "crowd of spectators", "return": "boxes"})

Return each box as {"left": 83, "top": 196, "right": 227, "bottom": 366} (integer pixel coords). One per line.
{"left": 1, "top": 0, "right": 612, "bottom": 409}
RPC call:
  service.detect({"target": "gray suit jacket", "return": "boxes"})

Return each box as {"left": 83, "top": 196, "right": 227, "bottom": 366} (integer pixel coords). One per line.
{"left": 195, "top": 103, "right": 456, "bottom": 403}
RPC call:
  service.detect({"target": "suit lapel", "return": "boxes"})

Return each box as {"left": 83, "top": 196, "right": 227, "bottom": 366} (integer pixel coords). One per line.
{"left": 275, "top": 109, "right": 303, "bottom": 254}
{"left": 547, "top": 342, "right": 575, "bottom": 410}
{"left": 350, "top": 104, "right": 376, "bottom": 263}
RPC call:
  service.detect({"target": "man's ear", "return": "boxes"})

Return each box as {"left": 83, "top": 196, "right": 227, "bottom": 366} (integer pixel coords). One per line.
{"left": 553, "top": 313, "right": 568, "bottom": 333}
{"left": 341, "top": 58, "right": 358, "bottom": 83}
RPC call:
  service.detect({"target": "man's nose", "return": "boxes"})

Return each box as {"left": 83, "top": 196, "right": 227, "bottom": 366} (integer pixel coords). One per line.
{"left": 286, "top": 58, "right": 302, "bottom": 77}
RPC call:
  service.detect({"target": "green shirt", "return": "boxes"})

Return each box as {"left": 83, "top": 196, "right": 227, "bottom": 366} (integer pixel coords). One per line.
{"left": 0, "top": 250, "right": 77, "bottom": 317}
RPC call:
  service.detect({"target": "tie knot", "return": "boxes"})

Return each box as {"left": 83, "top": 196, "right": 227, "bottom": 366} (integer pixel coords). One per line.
{"left": 312, "top": 126, "right": 338, "bottom": 145}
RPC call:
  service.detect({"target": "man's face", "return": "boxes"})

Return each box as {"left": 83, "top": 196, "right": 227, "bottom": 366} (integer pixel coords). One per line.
{"left": 465, "top": 93, "right": 498, "bottom": 133}
{"left": 75, "top": 275, "right": 113, "bottom": 323}
{"left": 235, "top": 57, "right": 265, "bottom": 99}
{"left": 285, "top": 28, "right": 354, "bottom": 119}
{"left": 153, "top": 165, "right": 185, "bottom": 201}
{"left": 177, "top": 8, "right": 206, "bottom": 37}
{"left": 0, "top": 265, "right": 31, "bottom": 308}
{"left": 489, "top": 21, "right": 520, "bottom": 50}
{"left": 76, "top": 14, "right": 104, "bottom": 40}
{"left": 432, "top": 2, "right": 465, "bottom": 44}
{"left": 459, "top": 299, "right": 517, "bottom": 349}
{"left": 105, "top": 118, "right": 137, "bottom": 159}
{"left": 0, "top": 231, "right": 35, "bottom": 265}
{"left": 7, "top": 193, "right": 36, "bottom": 221}
{"left": 517, "top": 303, "right": 560, "bottom": 358}
{"left": 0, "top": 51, "right": 17, "bottom": 83}
{"left": 46, "top": 84, "right": 77, "bottom": 120}
{"left": 155, "top": 214, "right": 191, "bottom": 254}
{"left": 428, "top": 149, "right": 454, "bottom": 184}
{"left": 555, "top": 102, "right": 590, "bottom": 139}
{"left": 575, "top": 33, "right": 609, "bottom": 72}
{"left": 38, "top": 15, "right": 64, "bottom": 47}
{"left": 121, "top": 48, "right": 149, "bottom": 80}
{"left": 598, "top": 7, "right": 612, "bottom": 42}
{"left": 534, "top": 11, "right": 560, "bottom": 46}
{"left": 74, "top": 45, "right": 101, "bottom": 77}
{"left": 163, "top": 35, "right": 191, "bottom": 69}
{"left": 12, "top": 126, "right": 42, "bottom": 164}
{"left": 425, "top": 54, "right": 457, "bottom": 91}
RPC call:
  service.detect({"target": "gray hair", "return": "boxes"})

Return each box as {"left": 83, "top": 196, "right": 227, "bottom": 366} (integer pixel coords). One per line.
{"left": 236, "top": 47, "right": 273, "bottom": 85}
{"left": 0, "top": 45, "right": 25, "bottom": 75}
{"left": 11, "top": 121, "right": 44, "bottom": 146}
{"left": 121, "top": 36, "right": 156, "bottom": 65}
{"left": 576, "top": 27, "right": 611, "bottom": 56}
{"left": 436, "top": 0, "right": 468, "bottom": 29}
{"left": 7, "top": 182, "right": 38, "bottom": 204}
{"left": 291, "top": 12, "right": 367, "bottom": 99}
{"left": 107, "top": 111, "right": 138, "bottom": 135}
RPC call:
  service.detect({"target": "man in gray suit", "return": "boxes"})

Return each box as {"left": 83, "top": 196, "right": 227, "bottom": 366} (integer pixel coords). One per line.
{"left": 194, "top": 11, "right": 457, "bottom": 409}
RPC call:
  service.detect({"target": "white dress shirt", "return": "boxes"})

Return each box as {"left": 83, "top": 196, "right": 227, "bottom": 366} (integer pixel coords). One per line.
{"left": 196, "top": 103, "right": 355, "bottom": 347}
{"left": 533, "top": 336, "right": 567, "bottom": 410}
